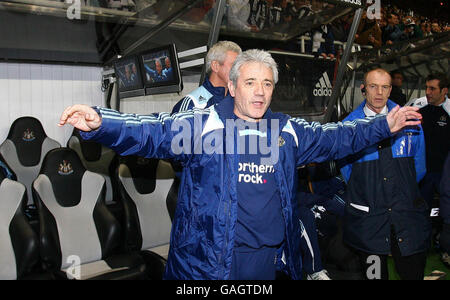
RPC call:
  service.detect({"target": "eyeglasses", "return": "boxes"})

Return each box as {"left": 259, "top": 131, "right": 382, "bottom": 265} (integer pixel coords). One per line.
{"left": 366, "top": 84, "right": 391, "bottom": 92}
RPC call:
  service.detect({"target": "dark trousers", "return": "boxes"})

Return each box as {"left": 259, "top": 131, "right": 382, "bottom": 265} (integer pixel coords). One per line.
{"left": 357, "top": 229, "right": 427, "bottom": 280}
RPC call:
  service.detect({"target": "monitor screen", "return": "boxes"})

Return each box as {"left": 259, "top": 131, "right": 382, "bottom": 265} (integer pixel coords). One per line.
{"left": 114, "top": 56, "right": 144, "bottom": 93}
{"left": 140, "top": 44, "right": 182, "bottom": 94}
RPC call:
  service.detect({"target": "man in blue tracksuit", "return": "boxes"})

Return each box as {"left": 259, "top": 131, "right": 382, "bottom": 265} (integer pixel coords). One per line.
{"left": 59, "top": 51, "right": 422, "bottom": 280}
{"left": 340, "top": 68, "right": 429, "bottom": 280}
{"left": 171, "top": 41, "right": 241, "bottom": 114}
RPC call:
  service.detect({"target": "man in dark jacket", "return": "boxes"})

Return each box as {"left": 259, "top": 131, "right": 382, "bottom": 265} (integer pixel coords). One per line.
{"left": 340, "top": 68, "right": 429, "bottom": 280}
{"left": 419, "top": 73, "right": 450, "bottom": 208}
{"left": 58, "top": 51, "right": 422, "bottom": 280}
{"left": 389, "top": 71, "right": 407, "bottom": 106}
{"left": 382, "top": 12, "right": 406, "bottom": 45}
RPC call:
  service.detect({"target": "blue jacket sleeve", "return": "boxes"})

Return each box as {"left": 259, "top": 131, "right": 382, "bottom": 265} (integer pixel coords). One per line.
{"left": 414, "top": 127, "right": 427, "bottom": 182}
{"left": 79, "top": 107, "right": 195, "bottom": 162}
{"left": 290, "top": 115, "right": 392, "bottom": 166}
{"left": 340, "top": 163, "right": 352, "bottom": 183}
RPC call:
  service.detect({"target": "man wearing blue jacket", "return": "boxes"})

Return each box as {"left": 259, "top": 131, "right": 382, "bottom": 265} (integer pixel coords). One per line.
{"left": 59, "top": 51, "right": 422, "bottom": 280}
{"left": 340, "top": 68, "right": 429, "bottom": 280}
{"left": 171, "top": 41, "right": 241, "bottom": 114}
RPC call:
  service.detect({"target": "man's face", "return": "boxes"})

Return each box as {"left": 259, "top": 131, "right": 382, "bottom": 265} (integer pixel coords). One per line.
{"left": 156, "top": 61, "right": 162, "bottom": 74}
{"left": 364, "top": 71, "right": 392, "bottom": 114}
{"left": 392, "top": 73, "right": 403, "bottom": 87}
{"left": 216, "top": 50, "right": 239, "bottom": 86}
{"left": 389, "top": 14, "right": 398, "bottom": 25}
{"left": 229, "top": 62, "right": 274, "bottom": 122}
{"left": 426, "top": 79, "right": 446, "bottom": 106}
{"left": 165, "top": 58, "right": 171, "bottom": 69}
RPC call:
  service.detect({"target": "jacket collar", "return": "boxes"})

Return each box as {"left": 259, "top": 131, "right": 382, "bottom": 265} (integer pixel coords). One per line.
{"left": 203, "top": 76, "right": 227, "bottom": 99}
{"left": 356, "top": 99, "right": 398, "bottom": 117}
{"left": 440, "top": 96, "right": 450, "bottom": 116}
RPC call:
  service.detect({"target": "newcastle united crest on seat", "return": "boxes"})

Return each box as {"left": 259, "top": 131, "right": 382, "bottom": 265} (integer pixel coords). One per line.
{"left": 58, "top": 160, "right": 74, "bottom": 175}
{"left": 22, "top": 129, "right": 35, "bottom": 142}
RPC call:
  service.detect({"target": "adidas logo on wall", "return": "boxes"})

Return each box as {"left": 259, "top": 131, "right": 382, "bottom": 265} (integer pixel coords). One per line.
{"left": 313, "top": 72, "right": 333, "bottom": 97}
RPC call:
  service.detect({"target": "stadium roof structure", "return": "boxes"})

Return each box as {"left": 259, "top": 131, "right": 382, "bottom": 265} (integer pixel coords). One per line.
{"left": 0, "top": 0, "right": 365, "bottom": 65}
{"left": 352, "top": 32, "right": 450, "bottom": 77}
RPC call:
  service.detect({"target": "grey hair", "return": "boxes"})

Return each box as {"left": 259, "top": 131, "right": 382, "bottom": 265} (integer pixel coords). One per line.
{"left": 229, "top": 49, "right": 279, "bottom": 87}
{"left": 205, "top": 41, "right": 242, "bottom": 75}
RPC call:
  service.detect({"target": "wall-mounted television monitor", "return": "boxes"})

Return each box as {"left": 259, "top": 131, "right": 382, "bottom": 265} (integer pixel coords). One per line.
{"left": 114, "top": 55, "right": 145, "bottom": 98}
{"left": 139, "top": 44, "right": 183, "bottom": 95}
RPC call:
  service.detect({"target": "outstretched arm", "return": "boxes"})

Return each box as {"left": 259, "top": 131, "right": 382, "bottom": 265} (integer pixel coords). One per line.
{"left": 59, "top": 105, "right": 194, "bottom": 162}
{"left": 290, "top": 106, "right": 422, "bottom": 166}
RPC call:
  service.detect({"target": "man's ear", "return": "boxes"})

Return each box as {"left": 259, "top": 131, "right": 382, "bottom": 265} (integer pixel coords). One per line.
{"left": 211, "top": 60, "right": 220, "bottom": 73}
{"left": 360, "top": 84, "right": 366, "bottom": 94}
{"left": 228, "top": 80, "right": 235, "bottom": 97}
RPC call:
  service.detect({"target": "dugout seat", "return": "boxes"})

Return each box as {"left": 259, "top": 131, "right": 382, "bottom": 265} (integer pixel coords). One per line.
{"left": 0, "top": 117, "right": 61, "bottom": 215}
{"left": 116, "top": 156, "right": 175, "bottom": 279}
{"left": 67, "top": 128, "right": 119, "bottom": 205}
{"left": 32, "top": 148, "right": 146, "bottom": 280}
{"left": 0, "top": 174, "right": 40, "bottom": 280}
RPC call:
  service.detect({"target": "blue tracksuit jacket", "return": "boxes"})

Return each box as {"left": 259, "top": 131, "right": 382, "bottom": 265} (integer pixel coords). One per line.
{"left": 171, "top": 76, "right": 227, "bottom": 114}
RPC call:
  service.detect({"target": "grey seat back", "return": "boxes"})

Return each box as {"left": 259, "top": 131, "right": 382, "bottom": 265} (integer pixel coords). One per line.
{"left": 0, "top": 178, "right": 39, "bottom": 279}
{"left": 67, "top": 128, "right": 117, "bottom": 204}
{"left": 118, "top": 157, "right": 174, "bottom": 252}
{"left": 0, "top": 117, "right": 60, "bottom": 206}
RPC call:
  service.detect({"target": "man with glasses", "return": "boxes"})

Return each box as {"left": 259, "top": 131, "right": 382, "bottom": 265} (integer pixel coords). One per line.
{"left": 339, "top": 68, "right": 429, "bottom": 280}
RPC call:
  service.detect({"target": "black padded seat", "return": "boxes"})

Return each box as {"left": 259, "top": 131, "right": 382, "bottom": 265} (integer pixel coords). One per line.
{"left": 0, "top": 176, "right": 40, "bottom": 280}
{"left": 0, "top": 117, "right": 61, "bottom": 209}
{"left": 67, "top": 128, "right": 119, "bottom": 205}
{"left": 32, "top": 148, "right": 146, "bottom": 280}
{"left": 116, "top": 156, "right": 177, "bottom": 279}
{"left": 118, "top": 156, "right": 175, "bottom": 260}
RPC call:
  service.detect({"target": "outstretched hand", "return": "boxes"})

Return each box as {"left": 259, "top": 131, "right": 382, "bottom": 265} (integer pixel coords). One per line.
{"left": 58, "top": 104, "right": 102, "bottom": 132}
{"left": 386, "top": 105, "right": 422, "bottom": 134}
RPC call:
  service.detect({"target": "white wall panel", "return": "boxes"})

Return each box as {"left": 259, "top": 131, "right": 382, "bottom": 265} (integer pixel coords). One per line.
{"left": 0, "top": 63, "right": 104, "bottom": 146}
